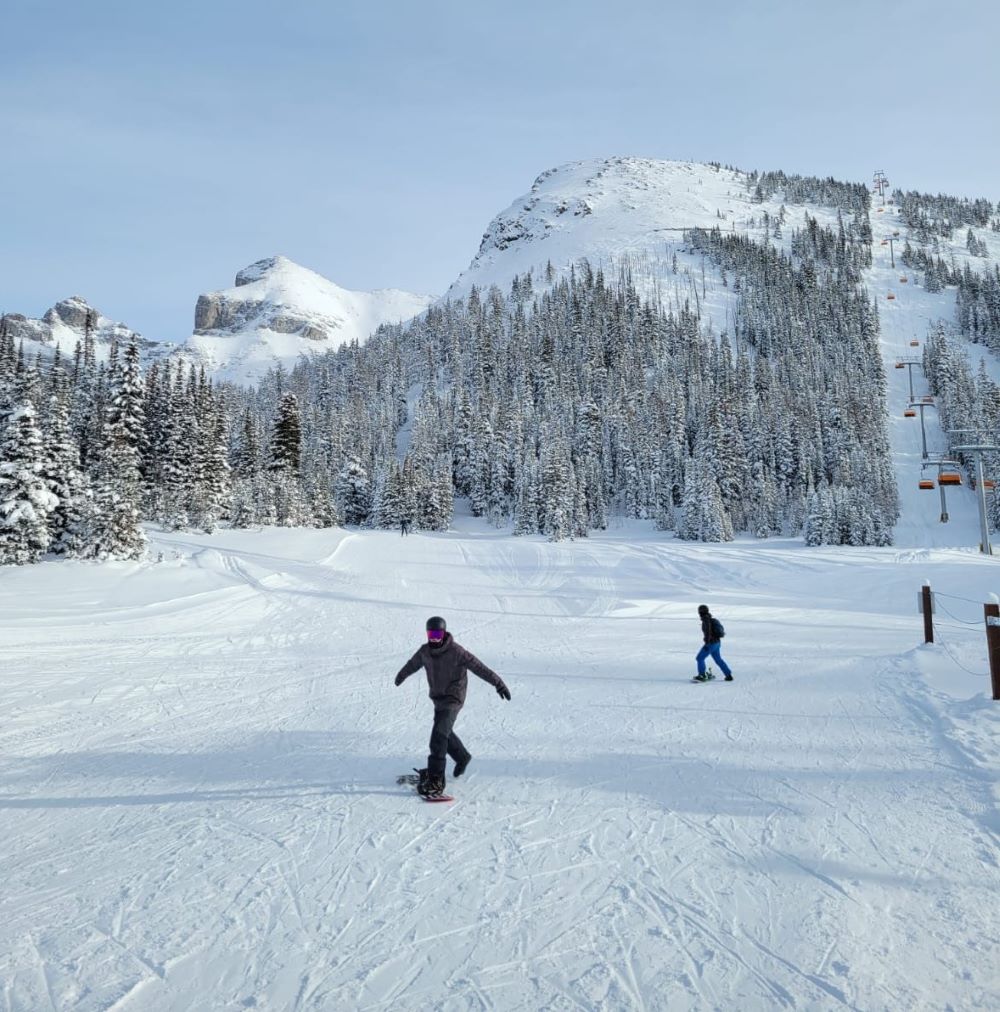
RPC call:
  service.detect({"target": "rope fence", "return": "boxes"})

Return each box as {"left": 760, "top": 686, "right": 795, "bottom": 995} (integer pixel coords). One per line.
{"left": 920, "top": 583, "right": 1000, "bottom": 695}
{"left": 933, "top": 592, "right": 987, "bottom": 627}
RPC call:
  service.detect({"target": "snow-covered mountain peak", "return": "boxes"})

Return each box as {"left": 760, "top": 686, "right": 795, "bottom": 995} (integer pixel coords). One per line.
{"left": 231, "top": 255, "right": 337, "bottom": 294}
{"left": 182, "top": 256, "right": 434, "bottom": 384}
{"left": 1, "top": 294, "right": 155, "bottom": 364}
{"left": 234, "top": 256, "right": 296, "bottom": 287}
{"left": 449, "top": 156, "right": 751, "bottom": 300}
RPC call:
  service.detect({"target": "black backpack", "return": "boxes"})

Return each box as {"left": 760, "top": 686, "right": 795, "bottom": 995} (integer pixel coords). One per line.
{"left": 711, "top": 617, "right": 725, "bottom": 639}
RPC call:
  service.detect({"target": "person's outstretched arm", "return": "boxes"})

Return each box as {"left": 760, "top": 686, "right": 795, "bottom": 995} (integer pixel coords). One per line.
{"left": 394, "top": 650, "right": 424, "bottom": 686}
{"left": 463, "top": 648, "right": 511, "bottom": 700}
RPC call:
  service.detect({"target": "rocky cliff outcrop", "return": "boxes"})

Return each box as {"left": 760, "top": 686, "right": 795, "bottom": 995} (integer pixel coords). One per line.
{"left": 1, "top": 296, "right": 158, "bottom": 361}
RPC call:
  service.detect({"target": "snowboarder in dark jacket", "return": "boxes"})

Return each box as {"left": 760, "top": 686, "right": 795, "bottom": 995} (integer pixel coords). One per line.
{"left": 394, "top": 616, "right": 510, "bottom": 796}
{"left": 694, "top": 604, "right": 732, "bottom": 682}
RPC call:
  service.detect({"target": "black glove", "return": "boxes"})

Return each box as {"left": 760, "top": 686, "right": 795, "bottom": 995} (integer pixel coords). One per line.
{"left": 394, "top": 673, "right": 406, "bottom": 686}
{"left": 496, "top": 681, "right": 511, "bottom": 701}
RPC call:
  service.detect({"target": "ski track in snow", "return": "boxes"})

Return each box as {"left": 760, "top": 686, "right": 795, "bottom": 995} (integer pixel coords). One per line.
{"left": 1, "top": 520, "right": 999, "bottom": 1011}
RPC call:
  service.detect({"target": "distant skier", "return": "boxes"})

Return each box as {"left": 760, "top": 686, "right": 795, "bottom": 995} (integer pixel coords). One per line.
{"left": 400, "top": 517, "right": 410, "bottom": 536}
{"left": 394, "top": 616, "right": 511, "bottom": 797}
{"left": 694, "top": 604, "right": 732, "bottom": 683}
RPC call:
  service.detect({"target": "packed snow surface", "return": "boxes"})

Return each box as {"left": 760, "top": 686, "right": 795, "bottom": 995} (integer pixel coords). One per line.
{"left": 2, "top": 516, "right": 999, "bottom": 1010}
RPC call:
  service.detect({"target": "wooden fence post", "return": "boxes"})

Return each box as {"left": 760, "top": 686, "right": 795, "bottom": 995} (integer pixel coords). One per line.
{"left": 985, "top": 597, "right": 1000, "bottom": 701}
{"left": 922, "top": 582, "right": 934, "bottom": 644}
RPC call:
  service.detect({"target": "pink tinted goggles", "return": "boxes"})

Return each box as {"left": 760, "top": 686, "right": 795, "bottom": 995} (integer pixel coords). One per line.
{"left": 427, "top": 629, "right": 446, "bottom": 641}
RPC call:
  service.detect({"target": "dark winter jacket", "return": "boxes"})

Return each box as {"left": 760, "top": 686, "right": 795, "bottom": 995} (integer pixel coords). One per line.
{"left": 394, "top": 632, "right": 506, "bottom": 707}
{"left": 701, "top": 613, "right": 723, "bottom": 645}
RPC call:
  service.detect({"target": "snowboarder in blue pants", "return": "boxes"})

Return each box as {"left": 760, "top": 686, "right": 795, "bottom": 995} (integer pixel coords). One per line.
{"left": 694, "top": 604, "right": 732, "bottom": 682}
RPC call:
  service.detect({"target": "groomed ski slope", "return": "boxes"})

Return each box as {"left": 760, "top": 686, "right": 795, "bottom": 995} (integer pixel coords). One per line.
{"left": 2, "top": 517, "right": 999, "bottom": 1011}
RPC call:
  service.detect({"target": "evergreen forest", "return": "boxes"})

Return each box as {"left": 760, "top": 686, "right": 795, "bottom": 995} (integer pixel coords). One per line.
{"left": 0, "top": 211, "right": 907, "bottom": 564}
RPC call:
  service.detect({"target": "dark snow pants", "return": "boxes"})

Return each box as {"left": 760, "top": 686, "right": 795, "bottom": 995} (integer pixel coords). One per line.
{"left": 427, "top": 706, "right": 470, "bottom": 779}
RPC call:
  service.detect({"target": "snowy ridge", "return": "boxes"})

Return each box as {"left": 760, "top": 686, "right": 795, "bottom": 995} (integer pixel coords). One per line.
{"left": 1, "top": 295, "right": 160, "bottom": 365}
{"left": 4, "top": 259, "right": 433, "bottom": 386}
{"left": 447, "top": 157, "right": 780, "bottom": 303}
{"left": 180, "top": 256, "right": 433, "bottom": 384}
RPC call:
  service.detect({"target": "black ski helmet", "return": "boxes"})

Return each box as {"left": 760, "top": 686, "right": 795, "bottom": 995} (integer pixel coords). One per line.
{"left": 697, "top": 604, "right": 709, "bottom": 616}
{"left": 426, "top": 615, "right": 447, "bottom": 633}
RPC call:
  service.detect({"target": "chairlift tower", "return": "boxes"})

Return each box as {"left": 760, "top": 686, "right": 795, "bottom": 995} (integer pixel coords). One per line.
{"left": 947, "top": 431, "right": 1000, "bottom": 554}
{"left": 894, "top": 358, "right": 922, "bottom": 401}
{"left": 907, "top": 399, "right": 935, "bottom": 459}
{"left": 880, "top": 231, "right": 901, "bottom": 268}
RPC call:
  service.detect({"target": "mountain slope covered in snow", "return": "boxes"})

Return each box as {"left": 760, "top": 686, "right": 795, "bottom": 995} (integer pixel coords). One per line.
{"left": 0, "top": 295, "right": 160, "bottom": 366}
{"left": 3, "top": 258, "right": 433, "bottom": 386}
{"left": 446, "top": 157, "right": 785, "bottom": 306}
{"left": 181, "top": 256, "right": 433, "bottom": 384}
{"left": 437, "top": 156, "right": 1000, "bottom": 552}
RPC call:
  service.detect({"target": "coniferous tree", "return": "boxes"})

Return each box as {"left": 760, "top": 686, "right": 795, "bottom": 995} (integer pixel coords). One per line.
{"left": 335, "top": 455, "right": 371, "bottom": 525}
{"left": 40, "top": 392, "right": 92, "bottom": 556}
{"left": 89, "top": 340, "right": 146, "bottom": 560}
{"left": 0, "top": 401, "right": 58, "bottom": 564}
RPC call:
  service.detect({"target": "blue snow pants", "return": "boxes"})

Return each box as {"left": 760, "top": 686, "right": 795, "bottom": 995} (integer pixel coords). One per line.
{"left": 696, "top": 642, "right": 731, "bottom": 677}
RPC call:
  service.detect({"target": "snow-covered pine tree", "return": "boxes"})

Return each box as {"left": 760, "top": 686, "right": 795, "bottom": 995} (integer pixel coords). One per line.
{"left": 40, "top": 392, "right": 93, "bottom": 556}
{"left": 268, "top": 391, "right": 308, "bottom": 526}
{"left": 335, "top": 455, "right": 371, "bottom": 526}
{"left": 434, "top": 460, "right": 454, "bottom": 530}
{"left": 157, "top": 365, "right": 194, "bottom": 529}
{"left": 0, "top": 400, "right": 58, "bottom": 565}
{"left": 191, "top": 392, "right": 231, "bottom": 533}
{"left": 89, "top": 340, "right": 147, "bottom": 560}
{"left": 513, "top": 458, "right": 539, "bottom": 536}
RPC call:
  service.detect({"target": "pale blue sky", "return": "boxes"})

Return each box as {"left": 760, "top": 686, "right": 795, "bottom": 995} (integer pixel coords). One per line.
{"left": 3, "top": 0, "right": 998, "bottom": 339}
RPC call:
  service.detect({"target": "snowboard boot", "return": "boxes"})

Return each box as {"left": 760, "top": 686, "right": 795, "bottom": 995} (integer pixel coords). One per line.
{"left": 724, "top": 674, "right": 734, "bottom": 682}
{"left": 453, "top": 754, "right": 472, "bottom": 778}
{"left": 418, "top": 773, "right": 446, "bottom": 798}
{"left": 693, "top": 671, "right": 715, "bottom": 682}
